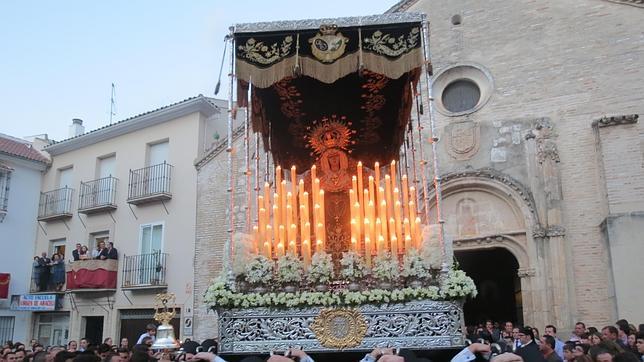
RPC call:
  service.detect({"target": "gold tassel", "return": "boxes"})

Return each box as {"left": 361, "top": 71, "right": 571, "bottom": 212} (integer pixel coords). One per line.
{"left": 294, "top": 33, "right": 301, "bottom": 77}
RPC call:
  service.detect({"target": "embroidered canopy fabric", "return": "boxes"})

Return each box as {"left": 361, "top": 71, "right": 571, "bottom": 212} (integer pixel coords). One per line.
{"left": 234, "top": 13, "right": 426, "bottom": 168}
{"left": 66, "top": 260, "right": 117, "bottom": 290}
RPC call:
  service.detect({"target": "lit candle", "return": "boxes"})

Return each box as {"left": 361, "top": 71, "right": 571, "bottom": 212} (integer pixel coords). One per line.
{"left": 316, "top": 223, "right": 324, "bottom": 251}
{"left": 414, "top": 217, "right": 423, "bottom": 250}
{"left": 385, "top": 175, "right": 393, "bottom": 220}
{"left": 357, "top": 161, "right": 364, "bottom": 213}
{"left": 290, "top": 165, "right": 297, "bottom": 196}
{"left": 289, "top": 239, "right": 296, "bottom": 255}
{"left": 404, "top": 236, "right": 412, "bottom": 253}
{"left": 264, "top": 182, "right": 271, "bottom": 211}
{"left": 403, "top": 217, "right": 411, "bottom": 243}
{"left": 351, "top": 237, "right": 357, "bottom": 252}
{"left": 281, "top": 180, "right": 287, "bottom": 225}
{"left": 375, "top": 218, "right": 383, "bottom": 253}
{"left": 395, "top": 201, "right": 403, "bottom": 247}
{"left": 302, "top": 239, "right": 311, "bottom": 266}
{"left": 298, "top": 179, "right": 305, "bottom": 203}
{"left": 313, "top": 178, "right": 320, "bottom": 206}
{"left": 368, "top": 201, "right": 376, "bottom": 244}
{"left": 264, "top": 241, "right": 271, "bottom": 259}
{"left": 368, "top": 176, "right": 375, "bottom": 206}
{"left": 352, "top": 176, "right": 358, "bottom": 200}
{"left": 313, "top": 204, "right": 320, "bottom": 241}
{"left": 311, "top": 164, "right": 317, "bottom": 183}
{"left": 390, "top": 160, "right": 397, "bottom": 189}
{"left": 286, "top": 203, "right": 293, "bottom": 241}
{"left": 379, "top": 201, "right": 388, "bottom": 244}
{"left": 402, "top": 175, "right": 409, "bottom": 219}
{"left": 290, "top": 224, "right": 297, "bottom": 253}
{"left": 303, "top": 221, "right": 311, "bottom": 246}
{"left": 279, "top": 225, "right": 286, "bottom": 251}
{"left": 265, "top": 225, "right": 273, "bottom": 257}
{"left": 275, "top": 166, "right": 282, "bottom": 192}
{"left": 252, "top": 226, "right": 259, "bottom": 254}
{"left": 390, "top": 234, "right": 398, "bottom": 256}
{"left": 319, "top": 189, "right": 326, "bottom": 243}
{"left": 374, "top": 162, "right": 380, "bottom": 197}
{"left": 277, "top": 242, "right": 285, "bottom": 257}
{"left": 364, "top": 236, "right": 372, "bottom": 268}
{"left": 272, "top": 203, "right": 280, "bottom": 247}
{"left": 350, "top": 218, "right": 357, "bottom": 245}
{"left": 259, "top": 207, "right": 266, "bottom": 253}
{"left": 378, "top": 235, "right": 385, "bottom": 255}
{"left": 354, "top": 202, "right": 362, "bottom": 251}
{"left": 302, "top": 191, "right": 310, "bottom": 223}
{"left": 316, "top": 239, "right": 323, "bottom": 254}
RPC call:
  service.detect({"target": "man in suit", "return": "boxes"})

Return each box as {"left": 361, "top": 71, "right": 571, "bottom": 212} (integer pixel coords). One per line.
{"left": 37, "top": 252, "right": 51, "bottom": 291}
{"left": 72, "top": 243, "right": 82, "bottom": 261}
{"left": 516, "top": 326, "right": 547, "bottom": 362}
{"left": 99, "top": 242, "right": 118, "bottom": 260}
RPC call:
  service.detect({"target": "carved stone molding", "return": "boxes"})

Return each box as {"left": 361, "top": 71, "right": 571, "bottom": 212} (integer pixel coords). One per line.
{"left": 435, "top": 168, "right": 539, "bottom": 220}
{"left": 446, "top": 121, "right": 481, "bottom": 160}
{"left": 530, "top": 122, "right": 560, "bottom": 164}
{"left": 517, "top": 268, "right": 536, "bottom": 278}
{"left": 592, "top": 114, "right": 639, "bottom": 128}
{"left": 546, "top": 225, "right": 566, "bottom": 237}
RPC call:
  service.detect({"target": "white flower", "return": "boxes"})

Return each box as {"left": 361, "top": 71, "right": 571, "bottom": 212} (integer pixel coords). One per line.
{"left": 308, "top": 251, "right": 334, "bottom": 283}
{"left": 244, "top": 254, "right": 274, "bottom": 284}
{"left": 401, "top": 248, "right": 432, "bottom": 279}
{"left": 372, "top": 251, "right": 400, "bottom": 282}
{"left": 339, "top": 251, "right": 368, "bottom": 281}
{"left": 276, "top": 253, "right": 304, "bottom": 284}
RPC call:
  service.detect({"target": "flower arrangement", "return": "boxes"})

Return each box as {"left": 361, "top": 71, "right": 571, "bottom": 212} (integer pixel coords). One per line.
{"left": 401, "top": 248, "right": 432, "bottom": 279}
{"left": 440, "top": 269, "right": 477, "bottom": 298}
{"left": 372, "top": 251, "right": 399, "bottom": 282}
{"left": 308, "top": 251, "right": 334, "bottom": 284}
{"left": 339, "top": 251, "right": 368, "bottom": 281}
{"left": 243, "top": 255, "right": 273, "bottom": 285}
{"left": 275, "top": 253, "right": 304, "bottom": 284}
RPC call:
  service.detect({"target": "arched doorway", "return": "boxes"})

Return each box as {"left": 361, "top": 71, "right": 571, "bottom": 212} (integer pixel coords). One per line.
{"left": 455, "top": 248, "right": 522, "bottom": 326}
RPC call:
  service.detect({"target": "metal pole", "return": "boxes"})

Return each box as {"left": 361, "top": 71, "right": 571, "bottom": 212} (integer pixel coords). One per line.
{"left": 421, "top": 15, "right": 450, "bottom": 274}
{"left": 244, "top": 80, "right": 251, "bottom": 230}
{"left": 224, "top": 27, "right": 235, "bottom": 277}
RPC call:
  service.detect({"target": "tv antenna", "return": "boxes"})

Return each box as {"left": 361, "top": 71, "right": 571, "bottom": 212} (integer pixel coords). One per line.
{"left": 109, "top": 83, "right": 116, "bottom": 125}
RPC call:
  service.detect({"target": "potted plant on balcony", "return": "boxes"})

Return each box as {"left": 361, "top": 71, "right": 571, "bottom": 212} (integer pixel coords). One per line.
{"left": 339, "top": 251, "right": 368, "bottom": 291}
{"left": 372, "top": 251, "right": 400, "bottom": 289}
{"left": 275, "top": 253, "right": 303, "bottom": 292}
{"left": 244, "top": 255, "right": 274, "bottom": 293}
{"left": 307, "top": 251, "right": 333, "bottom": 291}
{"left": 401, "top": 248, "right": 432, "bottom": 288}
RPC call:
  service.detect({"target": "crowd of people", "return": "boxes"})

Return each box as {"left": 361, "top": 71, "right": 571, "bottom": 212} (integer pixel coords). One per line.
{"left": 31, "top": 241, "right": 119, "bottom": 292}
{"left": 1, "top": 319, "right": 642, "bottom": 362}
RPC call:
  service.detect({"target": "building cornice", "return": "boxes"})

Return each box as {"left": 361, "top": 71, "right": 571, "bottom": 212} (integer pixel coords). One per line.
{"left": 385, "top": 0, "right": 420, "bottom": 14}
{"left": 0, "top": 153, "right": 49, "bottom": 171}
{"left": 45, "top": 96, "right": 219, "bottom": 156}
{"left": 591, "top": 114, "right": 639, "bottom": 128}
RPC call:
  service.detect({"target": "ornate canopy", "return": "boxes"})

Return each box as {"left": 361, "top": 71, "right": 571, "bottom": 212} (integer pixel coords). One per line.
{"left": 234, "top": 13, "right": 425, "bottom": 169}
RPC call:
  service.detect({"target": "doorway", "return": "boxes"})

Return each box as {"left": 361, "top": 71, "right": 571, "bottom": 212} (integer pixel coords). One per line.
{"left": 455, "top": 248, "right": 522, "bottom": 326}
{"left": 83, "top": 316, "right": 104, "bottom": 345}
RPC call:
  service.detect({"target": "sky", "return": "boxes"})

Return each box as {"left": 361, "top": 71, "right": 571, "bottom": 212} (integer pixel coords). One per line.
{"left": 0, "top": 0, "right": 398, "bottom": 142}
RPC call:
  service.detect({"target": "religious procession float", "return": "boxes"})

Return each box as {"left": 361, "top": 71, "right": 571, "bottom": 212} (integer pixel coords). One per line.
{"left": 204, "top": 12, "right": 476, "bottom": 355}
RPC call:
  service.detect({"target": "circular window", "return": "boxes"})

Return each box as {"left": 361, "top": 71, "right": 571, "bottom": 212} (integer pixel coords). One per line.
{"left": 441, "top": 80, "right": 481, "bottom": 113}
{"left": 432, "top": 63, "right": 493, "bottom": 117}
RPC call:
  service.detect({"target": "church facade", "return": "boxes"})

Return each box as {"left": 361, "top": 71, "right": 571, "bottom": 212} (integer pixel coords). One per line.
{"left": 192, "top": 0, "right": 644, "bottom": 340}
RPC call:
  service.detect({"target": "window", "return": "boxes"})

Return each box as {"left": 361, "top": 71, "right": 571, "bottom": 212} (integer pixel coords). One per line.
{"left": 0, "top": 165, "right": 11, "bottom": 221}
{"left": 35, "top": 313, "right": 69, "bottom": 347}
{"left": 50, "top": 238, "right": 66, "bottom": 259}
{"left": 147, "top": 141, "right": 169, "bottom": 166}
{"left": 58, "top": 167, "right": 73, "bottom": 188}
{"left": 442, "top": 80, "right": 481, "bottom": 113}
{"left": 0, "top": 317, "right": 14, "bottom": 343}
{"left": 140, "top": 223, "right": 164, "bottom": 254}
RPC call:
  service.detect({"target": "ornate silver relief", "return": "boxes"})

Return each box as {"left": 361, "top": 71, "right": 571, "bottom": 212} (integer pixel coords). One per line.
{"left": 217, "top": 300, "right": 465, "bottom": 354}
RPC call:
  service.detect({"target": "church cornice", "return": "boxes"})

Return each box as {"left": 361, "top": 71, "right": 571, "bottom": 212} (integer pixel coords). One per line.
{"left": 592, "top": 114, "right": 639, "bottom": 128}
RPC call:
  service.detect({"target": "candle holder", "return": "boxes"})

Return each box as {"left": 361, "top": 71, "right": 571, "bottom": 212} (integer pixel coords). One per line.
{"left": 151, "top": 293, "right": 180, "bottom": 350}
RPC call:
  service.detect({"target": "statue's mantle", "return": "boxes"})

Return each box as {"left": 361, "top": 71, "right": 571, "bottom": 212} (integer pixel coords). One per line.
{"left": 216, "top": 299, "right": 465, "bottom": 354}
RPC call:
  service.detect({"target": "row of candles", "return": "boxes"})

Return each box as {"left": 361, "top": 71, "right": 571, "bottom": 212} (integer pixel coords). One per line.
{"left": 251, "top": 161, "right": 424, "bottom": 267}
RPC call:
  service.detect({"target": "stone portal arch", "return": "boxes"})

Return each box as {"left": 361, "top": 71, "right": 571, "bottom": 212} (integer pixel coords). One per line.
{"left": 427, "top": 170, "right": 549, "bottom": 327}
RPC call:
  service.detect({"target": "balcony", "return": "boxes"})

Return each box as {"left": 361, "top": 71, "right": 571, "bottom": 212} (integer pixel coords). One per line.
{"left": 121, "top": 251, "right": 168, "bottom": 290}
{"left": 30, "top": 262, "right": 66, "bottom": 294}
{"left": 78, "top": 176, "right": 118, "bottom": 214}
{"left": 38, "top": 187, "right": 74, "bottom": 221}
{"left": 127, "top": 162, "right": 173, "bottom": 205}
{"left": 66, "top": 259, "right": 117, "bottom": 292}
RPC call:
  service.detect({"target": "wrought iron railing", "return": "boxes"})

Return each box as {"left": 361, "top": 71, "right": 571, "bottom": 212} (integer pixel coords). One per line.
{"left": 0, "top": 167, "right": 10, "bottom": 213}
{"left": 127, "top": 162, "right": 173, "bottom": 201}
{"left": 78, "top": 176, "right": 118, "bottom": 211}
{"left": 121, "top": 251, "right": 168, "bottom": 288}
{"left": 38, "top": 187, "right": 74, "bottom": 219}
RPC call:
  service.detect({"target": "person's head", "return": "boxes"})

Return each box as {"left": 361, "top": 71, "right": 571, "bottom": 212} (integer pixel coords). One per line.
{"left": 103, "top": 354, "right": 120, "bottom": 362}
{"left": 103, "top": 339, "right": 112, "bottom": 347}
{"left": 80, "top": 246, "right": 88, "bottom": 253}
{"left": 545, "top": 325, "right": 558, "bottom": 337}
{"left": 540, "top": 335, "right": 556, "bottom": 354}
{"left": 615, "top": 320, "right": 629, "bottom": 339}
{"left": 108, "top": 242, "right": 114, "bottom": 249}
{"left": 79, "top": 339, "right": 89, "bottom": 351}
{"left": 52, "top": 253, "right": 60, "bottom": 261}
{"left": 626, "top": 334, "right": 635, "bottom": 348}
{"left": 145, "top": 324, "right": 156, "bottom": 336}
{"left": 504, "top": 321, "right": 514, "bottom": 333}
{"left": 613, "top": 352, "right": 640, "bottom": 362}
{"left": 635, "top": 332, "right": 644, "bottom": 354}
{"left": 67, "top": 341, "right": 77, "bottom": 351}
{"left": 589, "top": 332, "right": 603, "bottom": 346}
{"left": 46, "top": 347, "right": 64, "bottom": 362}
{"left": 97, "top": 344, "right": 111, "bottom": 359}
{"left": 33, "top": 344, "right": 44, "bottom": 353}
{"left": 32, "top": 351, "right": 47, "bottom": 362}
{"left": 518, "top": 326, "right": 534, "bottom": 345}
{"left": 117, "top": 348, "right": 129, "bottom": 362}
{"left": 75, "top": 244, "right": 81, "bottom": 250}
{"left": 54, "top": 351, "right": 76, "bottom": 362}
{"left": 140, "top": 338, "right": 152, "bottom": 350}
{"left": 575, "top": 344, "right": 590, "bottom": 357}
{"left": 602, "top": 326, "right": 619, "bottom": 342}
{"left": 98, "top": 241, "right": 105, "bottom": 249}
{"left": 14, "top": 350, "right": 25, "bottom": 360}
{"left": 512, "top": 327, "right": 520, "bottom": 340}
{"left": 41, "top": 252, "right": 47, "bottom": 257}
{"left": 595, "top": 351, "right": 614, "bottom": 362}
{"left": 71, "top": 353, "right": 100, "bottom": 362}
{"left": 5, "top": 352, "right": 18, "bottom": 362}
{"left": 575, "top": 322, "right": 587, "bottom": 337}
{"left": 563, "top": 343, "right": 575, "bottom": 361}
{"left": 485, "top": 320, "right": 493, "bottom": 330}
{"left": 532, "top": 327, "right": 541, "bottom": 340}
{"left": 119, "top": 339, "right": 128, "bottom": 349}
{"left": 129, "top": 352, "right": 151, "bottom": 362}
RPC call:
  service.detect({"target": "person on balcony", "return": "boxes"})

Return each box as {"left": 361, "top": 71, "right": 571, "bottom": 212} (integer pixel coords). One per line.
{"left": 92, "top": 241, "right": 105, "bottom": 259}
{"left": 79, "top": 245, "right": 90, "bottom": 260}
{"left": 37, "top": 252, "right": 51, "bottom": 291}
{"left": 32, "top": 256, "right": 41, "bottom": 291}
{"left": 99, "top": 242, "right": 118, "bottom": 260}
{"left": 72, "top": 243, "right": 82, "bottom": 261}
{"left": 50, "top": 253, "right": 65, "bottom": 291}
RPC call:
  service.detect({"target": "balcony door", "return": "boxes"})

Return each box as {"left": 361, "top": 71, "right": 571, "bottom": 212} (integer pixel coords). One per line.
{"left": 49, "top": 167, "right": 73, "bottom": 215}
{"left": 138, "top": 223, "right": 164, "bottom": 285}
{"left": 144, "top": 141, "right": 168, "bottom": 195}
{"left": 97, "top": 155, "right": 116, "bottom": 205}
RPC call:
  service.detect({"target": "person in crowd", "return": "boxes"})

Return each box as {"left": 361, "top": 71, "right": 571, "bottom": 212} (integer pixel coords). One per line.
{"left": 136, "top": 324, "right": 156, "bottom": 345}
{"left": 635, "top": 332, "right": 644, "bottom": 358}
{"left": 4, "top": 352, "right": 19, "bottom": 362}
{"left": 616, "top": 320, "right": 631, "bottom": 347}
{"left": 570, "top": 323, "right": 587, "bottom": 343}
{"left": 502, "top": 322, "right": 514, "bottom": 340}
{"left": 546, "top": 325, "right": 565, "bottom": 359}
{"left": 603, "top": 326, "right": 627, "bottom": 348}
{"left": 482, "top": 320, "right": 501, "bottom": 343}
{"left": 13, "top": 350, "right": 24, "bottom": 360}
{"left": 118, "top": 338, "right": 129, "bottom": 351}
{"left": 32, "top": 256, "right": 42, "bottom": 291}
{"left": 72, "top": 244, "right": 82, "bottom": 261}
{"left": 590, "top": 332, "right": 604, "bottom": 346}
{"left": 79, "top": 339, "right": 89, "bottom": 353}
{"left": 512, "top": 327, "right": 523, "bottom": 352}
{"left": 79, "top": 246, "right": 90, "bottom": 260}
{"left": 92, "top": 242, "right": 104, "bottom": 259}
{"left": 540, "top": 335, "right": 563, "bottom": 362}
{"left": 67, "top": 341, "right": 77, "bottom": 352}
{"left": 54, "top": 351, "right": 77, "bottom": 362}
{"left": 574, "top": 344, "right": 590, "bottom": 358}
{"left": 451, "top": 342, "right": 524, "bottom": 362}
{"left": 100, "top": 242, "right": 118, "bottom": 260}
{"left": 533, "top": 328, "right": 542, "bottom": 347}
{"left": 50, "top": 253, "right": 65, "bottom": 291}
{"left": 563, "top": 343, "right": 576, "bottom": 362}
{"left": 97, "top": 344, "right": 112, "bottom": 359}
{"left": 117, "top": 348, "right": 130, "bottom": 362}
{"left": 627, "top": 334, "right": 637, "bottom": 354}
{"left": 516, "top": 326, "right": 546, "bottom": 362}
{"left": 103, "top": 338, "right": 113, "bottom": 347}
{"left": 37, "top": 252, "right": 51, "bottom": 291}
{"left": 613, "top": 352, "right": 640, "bottom": 362}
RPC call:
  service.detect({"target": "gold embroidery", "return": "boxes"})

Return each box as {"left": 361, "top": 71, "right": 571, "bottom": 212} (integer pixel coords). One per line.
{"left": 308, "top": 24, "right": 349, "bottom": 63}
{"left": 363, "top": 27, "right": 420, "bottom": 57}
{"left": 238, "top": 36, "right": 294, "bottom": 65}
{"left": 310, "top": 308, "right": 368, "bottom": 349}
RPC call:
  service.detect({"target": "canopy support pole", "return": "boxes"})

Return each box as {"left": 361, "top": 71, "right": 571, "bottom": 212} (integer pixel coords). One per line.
{"left": 224, "top": 26, "right": 235, "bottom": 280}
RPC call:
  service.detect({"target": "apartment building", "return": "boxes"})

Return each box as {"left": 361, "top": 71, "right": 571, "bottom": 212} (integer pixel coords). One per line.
{"left": 30, "top": 95, "right": 227, "bottom": 345}
{"left": 0, "top": 134, "right": 50, "bottom": 343}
